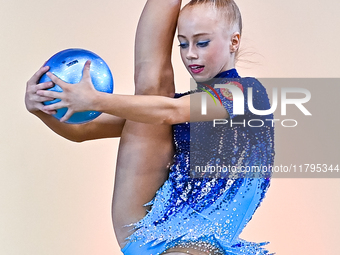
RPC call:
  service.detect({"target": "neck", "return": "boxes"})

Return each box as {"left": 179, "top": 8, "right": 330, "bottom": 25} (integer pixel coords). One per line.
{"left": 214, "top": 68, "right": 239, "bottom": 79}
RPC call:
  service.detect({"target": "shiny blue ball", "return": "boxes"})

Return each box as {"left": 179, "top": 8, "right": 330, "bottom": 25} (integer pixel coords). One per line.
{"left": 39, "top": 48, "right": 114, "bottom": 124}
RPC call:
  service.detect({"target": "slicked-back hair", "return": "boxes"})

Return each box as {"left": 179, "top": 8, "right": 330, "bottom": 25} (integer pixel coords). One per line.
{"left": 184, "top": 0, "right": 242, "bottom": 35}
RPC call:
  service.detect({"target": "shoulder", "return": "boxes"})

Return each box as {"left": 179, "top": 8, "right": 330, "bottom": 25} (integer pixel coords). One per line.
{"left": 240, "top": 77, "right": 266, "bottom": 90}
{"left": 239, "top": 77, "right": 269, "bottom": 98}
{"left": 216, "top": 77, "right": 268, "bottom": 99}
{"left": 240, "top": 77, "right": 271, "bottom": 111}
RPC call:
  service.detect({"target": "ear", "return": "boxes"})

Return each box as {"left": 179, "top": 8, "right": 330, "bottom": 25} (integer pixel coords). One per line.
{"left": 230, "top": 32, "right": 241, "bottom": 53}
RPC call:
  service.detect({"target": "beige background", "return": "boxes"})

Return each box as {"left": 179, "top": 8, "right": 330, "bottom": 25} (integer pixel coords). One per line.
{"left": 1, "top": 0, "right": 339, "bottom": 254}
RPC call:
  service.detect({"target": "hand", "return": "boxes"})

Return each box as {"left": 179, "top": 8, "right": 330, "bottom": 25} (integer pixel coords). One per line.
{"left": 25, "top": 65, "right": 57, "bottom": 115}
{"left": 37, "top": 60, "right": 99, "bottom": 122}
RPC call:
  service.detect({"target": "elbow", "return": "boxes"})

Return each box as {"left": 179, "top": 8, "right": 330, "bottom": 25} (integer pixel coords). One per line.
{"left": 163, "top": 110, "right": 187, "bottom": 125}
{"left": 162, "top": 99, "right": 189, "bottom": 125}
{"left": 160, "top": 111, "right": 175, "bottom": 125}
{"left": 134, "top": 69, "right": 175, "bottom": 97}
{"left": 72, "top": 138, "right": 86, "bottom": 143}
{"left": 66, "top": 125, "right": 92, "bottom": 143}
{"left": 66, "top": 136, "right": 86, "bottom": 143}
{"left": 64, "top": 132, "right": 88, "bottom": 143}
{"left": 162, "top": 116, "right": 174, "bottom": 125}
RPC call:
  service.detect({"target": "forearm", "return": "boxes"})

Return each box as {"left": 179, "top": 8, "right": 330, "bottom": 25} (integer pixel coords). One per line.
{"left": 92, "top": 90, "right": 231, "bottom": 125}
{"left": 134, "top": 0, "right": 181, "bottom": 96}
{"left": 32, "top": 111, "right": 124, "bottom": 142}
{"left": 32, "top": 111, "right": 87, "bottom": 142}
{"left": 94, "top": 93, "right": 180, "bottom": 125}
{"left": 135, "top": 0, "right": 181, "bottom": 65}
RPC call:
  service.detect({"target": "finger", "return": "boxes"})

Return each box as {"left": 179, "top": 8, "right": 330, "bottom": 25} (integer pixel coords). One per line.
{"left": 43, "top": 101, "right": 66, "bottom": 112}
{"left": 28, "top": 88, "right": 55, "bottom": 103}
{"left": 37, "top": 89, "right": 62, "bottom": 99}
{"left": 60, "top": 110, "right": 74, "bottom": 123}
{"left": 27, "top": 66, "right": 50, "bottom": 85}
{"left": 81, "top": 60, "right": 92, "bottom": 81}
{"left": 36, "top": 81, "right": 54, "bottom": 89}
{"left": 46, "top": 72, "right": 68, "bottom": 89}
{"left": 42, "top": 109, "right": 57, "bottom": 115}
{"left": 27, "top": 81, "right": 51, "bottom": 95}
{"left": 34, "top": 102, "right": 57, "bottom": 115}
{"left": 35, "top": 95, "right": 56, "bottom": 103}
{"left": 33, "top": 81, "right": 54, "bottom": 93}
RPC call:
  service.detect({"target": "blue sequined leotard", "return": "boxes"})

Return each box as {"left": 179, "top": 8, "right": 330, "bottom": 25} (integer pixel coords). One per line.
{"left": 121, "top": 69, "right": 275, "bottom": 255}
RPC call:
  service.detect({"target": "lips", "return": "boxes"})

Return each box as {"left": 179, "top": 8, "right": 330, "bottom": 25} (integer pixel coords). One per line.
{"left": 189, "top": 65, "right": 204, "bottom": 74}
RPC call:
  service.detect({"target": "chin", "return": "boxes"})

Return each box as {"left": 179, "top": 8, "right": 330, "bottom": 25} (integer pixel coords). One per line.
{"left": 192, "top": 76, "right": 213, "bottom": 83}
{"left": 194, "top": 78, "right": 207, "bottom": 83}
{"left": 190, "top": 73, "right": 207, "bottom": 82}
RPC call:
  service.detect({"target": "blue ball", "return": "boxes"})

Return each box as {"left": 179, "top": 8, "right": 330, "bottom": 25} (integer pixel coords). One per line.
{"left": 39, "top": 48, "right": 114, "bottom": 124}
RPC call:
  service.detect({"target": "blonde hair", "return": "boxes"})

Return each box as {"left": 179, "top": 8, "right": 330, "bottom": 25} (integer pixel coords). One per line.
{"left": 184, "top": 0, "right": 242, "bottom": 35}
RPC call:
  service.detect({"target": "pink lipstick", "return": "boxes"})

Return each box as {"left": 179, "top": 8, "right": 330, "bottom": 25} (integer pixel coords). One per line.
{"left": 189, "top": 65, "right": 204, "bottom": 74}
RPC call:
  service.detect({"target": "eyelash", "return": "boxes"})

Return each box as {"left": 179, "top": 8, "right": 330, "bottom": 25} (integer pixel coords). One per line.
{"left": 179, "top": 43, "right": 189, "bottom": 49}
{"left": 178, "top": 40, "right": 210, "bottom": 49}
{"left": 197, "top": 40, "right": 210, "bottom": 47}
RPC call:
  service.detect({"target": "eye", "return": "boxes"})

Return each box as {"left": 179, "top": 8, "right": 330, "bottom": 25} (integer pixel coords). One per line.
{"left": 179, "top": 42, "right": 189, "bottom": 49}
{"left": 197, "top": 40, "right": 210, "bottom": 47}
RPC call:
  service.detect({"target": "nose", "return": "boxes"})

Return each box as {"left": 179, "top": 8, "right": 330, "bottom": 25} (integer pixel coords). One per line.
{"left": 186, "top": 45, "right": 198, "bottom": 60}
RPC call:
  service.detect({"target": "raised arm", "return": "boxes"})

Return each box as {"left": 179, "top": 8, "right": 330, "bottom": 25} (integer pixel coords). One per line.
{"left": 134, "top": 0, "right": 180, "bottom": 96}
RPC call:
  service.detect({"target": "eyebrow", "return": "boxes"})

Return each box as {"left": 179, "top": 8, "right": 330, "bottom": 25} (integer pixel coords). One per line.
{"left": 178, "top": 32, "right": 212, "bottom": 39}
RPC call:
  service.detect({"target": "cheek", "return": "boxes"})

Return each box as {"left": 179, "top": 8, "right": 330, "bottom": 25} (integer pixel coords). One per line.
{"left": 211, "top": 44, "right": 229, "bottom": 64}
{"left": 204, "top": 47, "right": 220, "bottom": 66}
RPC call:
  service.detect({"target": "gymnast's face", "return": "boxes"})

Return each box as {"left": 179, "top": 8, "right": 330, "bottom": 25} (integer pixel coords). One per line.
{"left": 178, "top": 4, "right": 240, "bottom": 82}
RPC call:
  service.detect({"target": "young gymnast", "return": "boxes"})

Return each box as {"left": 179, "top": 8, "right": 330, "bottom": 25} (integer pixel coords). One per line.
{"left": 28, "top": 0, "right": 275, "bottom": 254}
